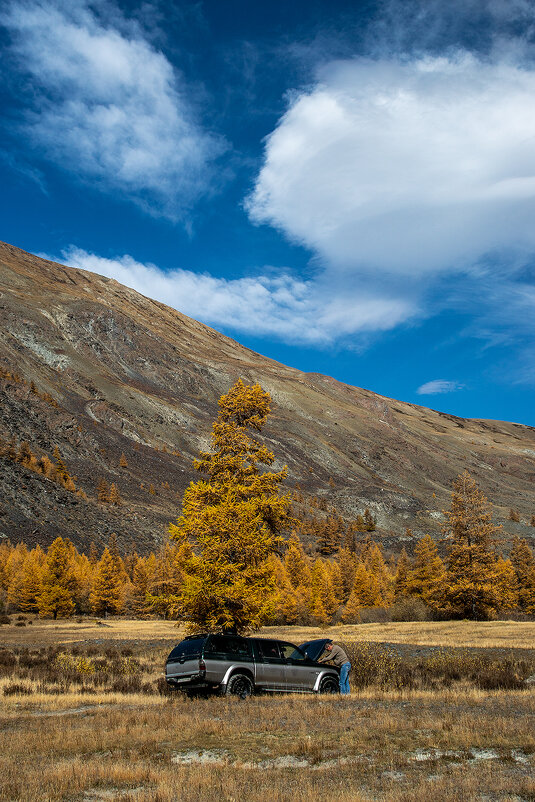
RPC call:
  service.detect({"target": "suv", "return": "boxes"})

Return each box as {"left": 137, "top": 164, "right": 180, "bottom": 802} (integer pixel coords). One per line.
{"left": 165, "top": 634, "right": 340, "bottom": 696}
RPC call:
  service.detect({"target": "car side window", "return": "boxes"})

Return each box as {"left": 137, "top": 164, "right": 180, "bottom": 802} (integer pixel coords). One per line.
{"left": 279, "top": 643, "right": 307, "bottom": 662}
{"left": 257, "top": 640, "right": 282, "bottom": 662}
{"left": 205, "top": 636, "right": 253, "bottom": 660}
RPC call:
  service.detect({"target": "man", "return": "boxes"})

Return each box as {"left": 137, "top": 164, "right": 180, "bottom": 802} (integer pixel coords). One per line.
{"left": 318, "top": 640, "right": 351, "bottom": 694}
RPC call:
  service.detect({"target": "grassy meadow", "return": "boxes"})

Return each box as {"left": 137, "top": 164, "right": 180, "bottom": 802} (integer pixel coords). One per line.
{"left": 1, "top": 617, "right": 534, "bottom": 801}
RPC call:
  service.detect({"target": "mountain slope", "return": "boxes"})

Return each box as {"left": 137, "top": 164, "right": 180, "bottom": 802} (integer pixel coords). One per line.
{"left": 1, "top": 240, "right": 534, "bottom": 553}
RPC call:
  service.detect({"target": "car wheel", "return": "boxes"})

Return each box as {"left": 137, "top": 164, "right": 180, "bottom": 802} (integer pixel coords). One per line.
{"left": 226, "top": 672, "right": 254, "bottom": 699}
{"left": 319, "top": 675, "right": 339, "bottom": 694}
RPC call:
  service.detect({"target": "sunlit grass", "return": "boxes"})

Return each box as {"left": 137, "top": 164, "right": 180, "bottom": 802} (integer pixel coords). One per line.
{"left": 1, "top": 618, "right": 534, "bottom": 800}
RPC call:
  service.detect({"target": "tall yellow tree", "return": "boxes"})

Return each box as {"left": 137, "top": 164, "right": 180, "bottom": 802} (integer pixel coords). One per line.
{"left": 509, "top": 537, "right": 535, "bottom": 613}
{"left": 394, "top": 548, "right": 410, "bottom": 599}
{"left": 8, "top": 547, "right": 44, "bottom": 612}
{"left": 90, "top": 547, "right": 125, "bottom": 616}
{"left": 169, "top": 379, "right": 293, "bottom": 634}
{"left": 406, "top": 535, "right": 445, "bottom": 608}
{"left": 39, "top": 537, "right": 76, "bottom": 619}
{"left": 284, "top": 533, "right": 311, "bottom": 589}
{"left": 440, "top": 471, "right": 503, "bottom": 619}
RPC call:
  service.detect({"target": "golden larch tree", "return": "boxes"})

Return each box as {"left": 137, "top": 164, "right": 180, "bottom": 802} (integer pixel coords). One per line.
{"left": 168, "top": 379, "right": 293, "bottom": 634}
{"left": 394, "top": 548, "right": 411, "bottom": 599}
{"left": 509, "top": 537, "right": 535, "bottom": 613}
{"left": 38, "top": 537, "right": 76, "bottom": 619}
{"left": 90, "top": 547, "right": 124, "bottom": 616}
{"left": 440, "top": 471, "right": 503, "bottom": 619}
{"left": 406, "top": 535, "right": 444, "bottom": 608}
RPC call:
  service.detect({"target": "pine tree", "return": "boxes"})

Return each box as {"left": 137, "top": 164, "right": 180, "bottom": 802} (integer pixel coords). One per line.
{"left": 53, "top": 447, "right": 69, "bottom": 482}
{"left": 284, "top": 533, "right": 311, "bottom": 589}
{"left": 89, "top": 541, "right": 99, "bottom": 566}
{"left": 350, "top": 562, "right": 379, "bottom": 607}
{"left": 340, "top": 583, "right": 362, "bottom": 623}
{"left": 510, "top": 537, "right": 535, "bottom": 613}
{"left": 119, "top": 453, "right": 128, "bottom": 468}
{"left": 39, "top": 537, "right": 75, "bottom": 619}
{"left": 316, "top": 516, "right": 342, "bottom": 555}
{"left": 107, "top": 533, "right": 126, "bottom": 578}
{"left": 440, "top": 471, "right": 503, "bottom": 619}
{"left": 406, "top": 535, "right": 444, "bottom": 608}
{"left": 38, "top": 455, "right": 56, "bottom": 480}
{"left": 90, "top": 547, "right": 124, "bottom": 616}
{"left": 129, "top": 558, "right": 152, "bottom": 617}
{"left": 168, "top": 379, "right": 293, "bottom": 634}
{"left": 310, "top": 559, "right": 338, "bottom": 621}
{"left": 363, "top": 508, "right": 376, "bottom": 532}
{"left": 17, "top": 441, "right": 33, "bottom": 466}
{"left": 493, "top": 557, "right": 518, "bottom": 610}
{"left": 97, "top": 478, "right": 110, "bottom": 503}
{"left": 337, "top": 548, "right": 357, "bottom": 603}
{"left": 72, "top": 552, "right": 93, "bottom": 614}
{"left": 355, "top": 514, "right": 366, "bottom": 532}
{"left": 342, "top": 522, "right": 359, "bottom": 553}
{"left": 394, "top": 548, "right": 410, "bottom": 599}
{"left": 123, "top": 544, "right": 139, "bottom": 581}
{"left": 7, "top": 548, "right": 44, "bottom": 612}
{"left": 108, "top": 483, "right": 121, "bottom": 505}
{"left": 365, "top": 543, "right": 393, "bottom": 605}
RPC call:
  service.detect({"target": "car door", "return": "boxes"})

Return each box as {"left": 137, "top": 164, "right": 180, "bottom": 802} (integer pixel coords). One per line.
{"left": 255, "top": 639, "right": 287, "bottom": 691}
{"left": 279, "top": 641, "right": 320, "bottom": 691}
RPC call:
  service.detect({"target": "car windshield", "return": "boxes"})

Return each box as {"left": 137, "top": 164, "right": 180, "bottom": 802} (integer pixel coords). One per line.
{"left": 167, "top": 638, "right": 205, "bottom": 661}
{"left": 279, "top": 642, "right": 307, "bottom": 661}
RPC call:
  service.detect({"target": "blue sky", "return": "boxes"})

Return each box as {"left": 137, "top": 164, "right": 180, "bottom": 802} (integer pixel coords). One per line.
{"left": 1, "top": 0, "right": 535, "bottom": 425}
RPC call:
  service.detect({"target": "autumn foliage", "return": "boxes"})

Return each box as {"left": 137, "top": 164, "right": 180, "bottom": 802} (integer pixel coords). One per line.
{"left": 166, "top": 379, "right": 293, "bottom": 634}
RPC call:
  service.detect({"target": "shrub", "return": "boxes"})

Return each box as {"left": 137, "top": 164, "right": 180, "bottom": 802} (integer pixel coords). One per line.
{"left": 357, "top": 607, "right": 391, "bottom": 624}
{"left": 3, "top": 682, "right": 33, "bottom": 696}
{"left": 390, "top": 597, "right": 430, "bottom": 622}
{"left": 344, "top": 641, "right": 413, "bottom": 690}
{"left": 0, "top": 614, "right": 11, "bottom": 625}
{"left": 0, "top": 649, "right": 16, "bottom": 671}
{"left": 110, "top": 675, "right": 142, "bottom": 694}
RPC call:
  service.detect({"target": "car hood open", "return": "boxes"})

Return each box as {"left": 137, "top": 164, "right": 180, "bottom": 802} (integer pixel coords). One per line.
{"left": 298, "top": 639, "right": 332, "bottom": 662}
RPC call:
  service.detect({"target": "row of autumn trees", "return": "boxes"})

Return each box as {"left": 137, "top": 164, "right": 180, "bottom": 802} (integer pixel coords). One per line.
{"left": 2, "top": 380, "right": 535, "bottom": 628}
{"left": 2, "top": 514, "right": 534, "bottom": 622}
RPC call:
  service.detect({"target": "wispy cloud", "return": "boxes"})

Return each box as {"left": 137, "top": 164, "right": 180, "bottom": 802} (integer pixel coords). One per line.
{"left": 417, "top": 380, "right": 464, "bottom": 395}
{"left": 57, "top": 247, "right": 414, "bottom": 345}
{"left": 1, "top": 0, "right": 224, "bottom": 221}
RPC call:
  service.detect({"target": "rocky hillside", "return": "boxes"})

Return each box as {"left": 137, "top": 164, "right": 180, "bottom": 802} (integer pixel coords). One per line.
{"left": 1, "top": 240, "right": 535, "bottom": 554}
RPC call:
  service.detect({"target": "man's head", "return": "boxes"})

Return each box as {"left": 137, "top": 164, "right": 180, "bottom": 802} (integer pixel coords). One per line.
{"left": 325, "top": 641, "right": 333, "bottom": 651}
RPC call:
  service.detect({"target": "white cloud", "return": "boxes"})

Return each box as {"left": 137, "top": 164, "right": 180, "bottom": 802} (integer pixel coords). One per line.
{"left": 417, "top": 380, "right": 464, "bottom": 395}
{"left": 1, "top": 0, "right": 223, "bottom": 220}
{"left": 247, "top": 53, "right": 535, "bottom": 277}
{"left": 58, "top": 247, "right": 414, "bottom": 345}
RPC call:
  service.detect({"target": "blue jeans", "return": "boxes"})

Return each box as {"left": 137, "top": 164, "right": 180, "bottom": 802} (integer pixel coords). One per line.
{"left": 339, "top": 661, "right": 351, "bottom": 694}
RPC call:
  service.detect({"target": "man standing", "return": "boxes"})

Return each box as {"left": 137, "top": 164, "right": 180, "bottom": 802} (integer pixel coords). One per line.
{"left": 318, "top": 640, "right": 351, "bottom": 694}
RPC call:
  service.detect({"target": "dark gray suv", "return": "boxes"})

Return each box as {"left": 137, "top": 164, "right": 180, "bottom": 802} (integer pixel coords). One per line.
{"left": 165, "top": 634, "right": 340, "bottom": 696}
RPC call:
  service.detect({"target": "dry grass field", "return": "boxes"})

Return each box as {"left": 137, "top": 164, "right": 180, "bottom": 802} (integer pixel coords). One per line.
{"left": 1, "top": 617, "right": 534, "bottom": 802}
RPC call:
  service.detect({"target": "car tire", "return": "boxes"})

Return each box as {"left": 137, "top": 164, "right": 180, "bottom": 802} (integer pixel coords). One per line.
{"left": 225, "top": 672, "right": 254, "bottom": 698}
{"left": 319, "top": 675, "right": 339, "bottom": 694}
